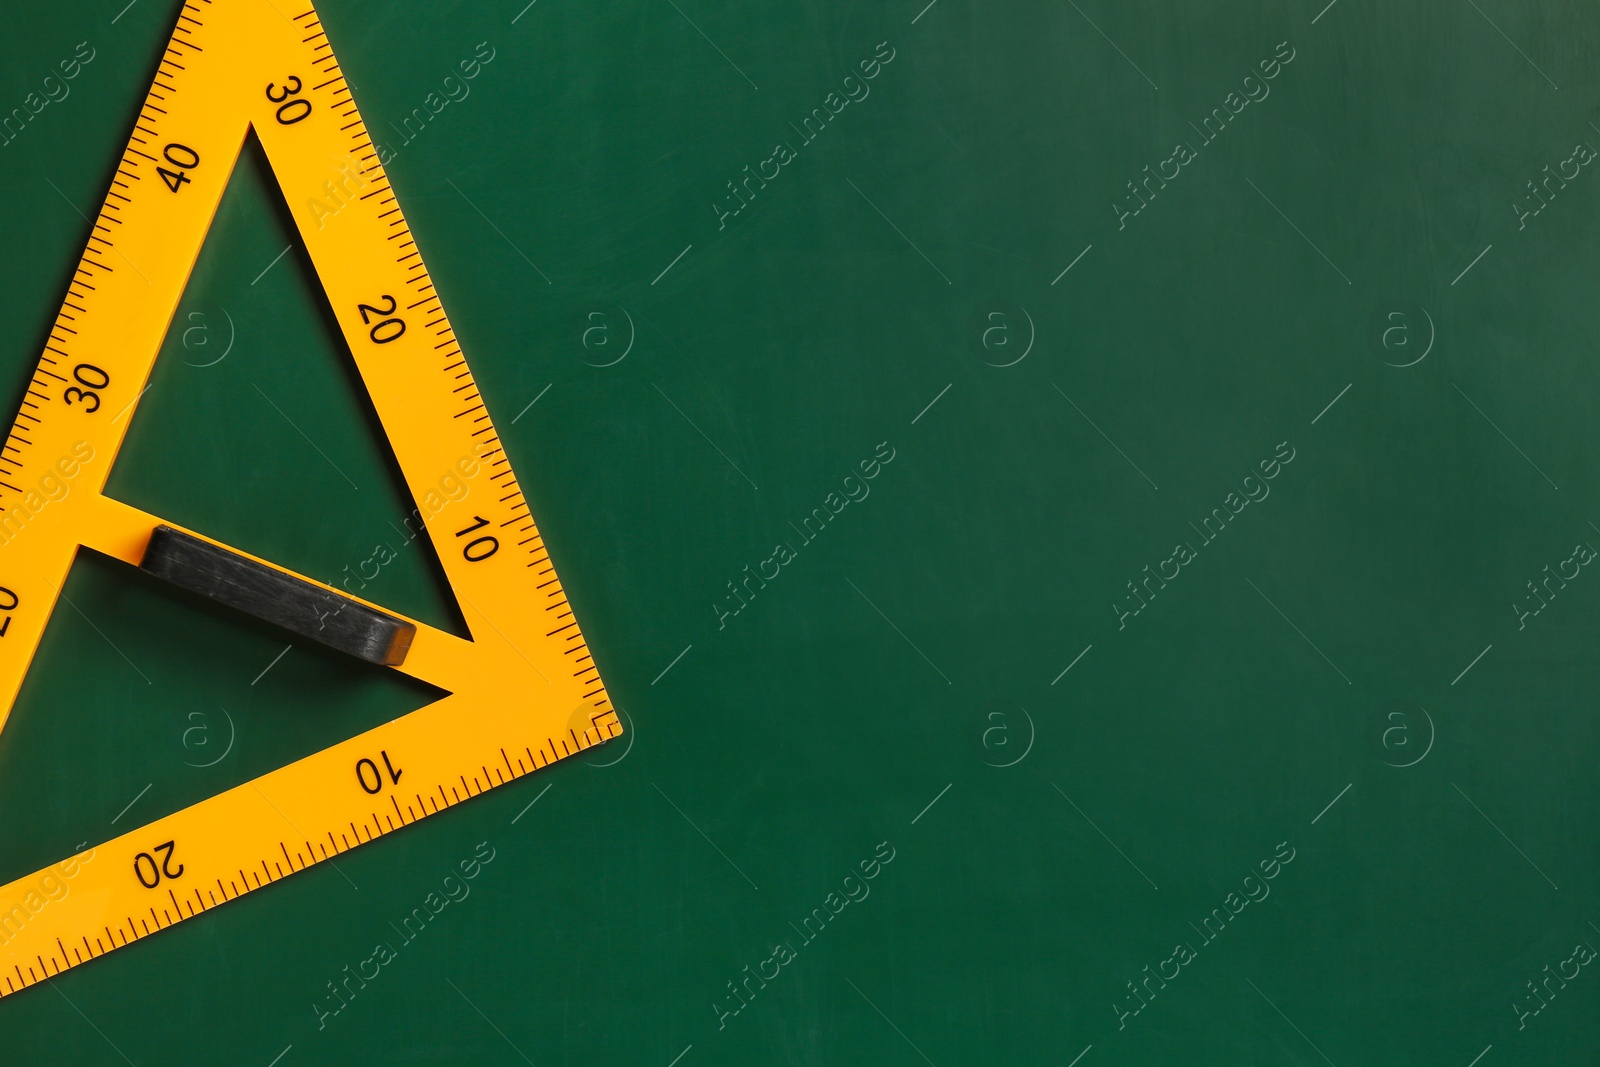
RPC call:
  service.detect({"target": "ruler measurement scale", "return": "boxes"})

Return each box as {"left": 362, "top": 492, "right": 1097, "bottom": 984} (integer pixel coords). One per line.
{"left": 0, "top": 0, "right": 617, "bottom": 998}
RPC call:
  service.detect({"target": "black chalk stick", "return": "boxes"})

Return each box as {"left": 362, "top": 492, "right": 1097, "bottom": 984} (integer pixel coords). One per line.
{"left": 140, "top": 526, "right": 414, "bottom": 666}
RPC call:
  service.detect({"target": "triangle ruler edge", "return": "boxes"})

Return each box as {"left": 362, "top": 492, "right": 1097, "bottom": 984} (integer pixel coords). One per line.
{"left": 0, "top": 0, "right": 619, "bottom": 997}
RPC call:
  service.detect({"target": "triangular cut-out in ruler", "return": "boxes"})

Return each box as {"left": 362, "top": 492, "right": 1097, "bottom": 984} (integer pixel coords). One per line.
{"left": 105, "top": 130, "right": 472, "bottom": 638}
{"left": 0, "top": 0, "right": 618, "bottom": 998}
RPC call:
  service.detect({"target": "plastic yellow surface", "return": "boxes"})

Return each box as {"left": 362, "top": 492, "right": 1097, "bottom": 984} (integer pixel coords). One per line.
{"left": 0, "top": 0, "right": 617, "bottom": 997}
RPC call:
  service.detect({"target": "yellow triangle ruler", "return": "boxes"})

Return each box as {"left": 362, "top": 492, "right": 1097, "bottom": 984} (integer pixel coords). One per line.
{"left": 0, "top": 0, "right": 618, "bottom": 997}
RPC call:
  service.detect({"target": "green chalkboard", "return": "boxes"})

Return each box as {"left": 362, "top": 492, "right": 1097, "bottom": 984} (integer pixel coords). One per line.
{"left": 3, "top": 0, "right": 1600, "bottom": 1063}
